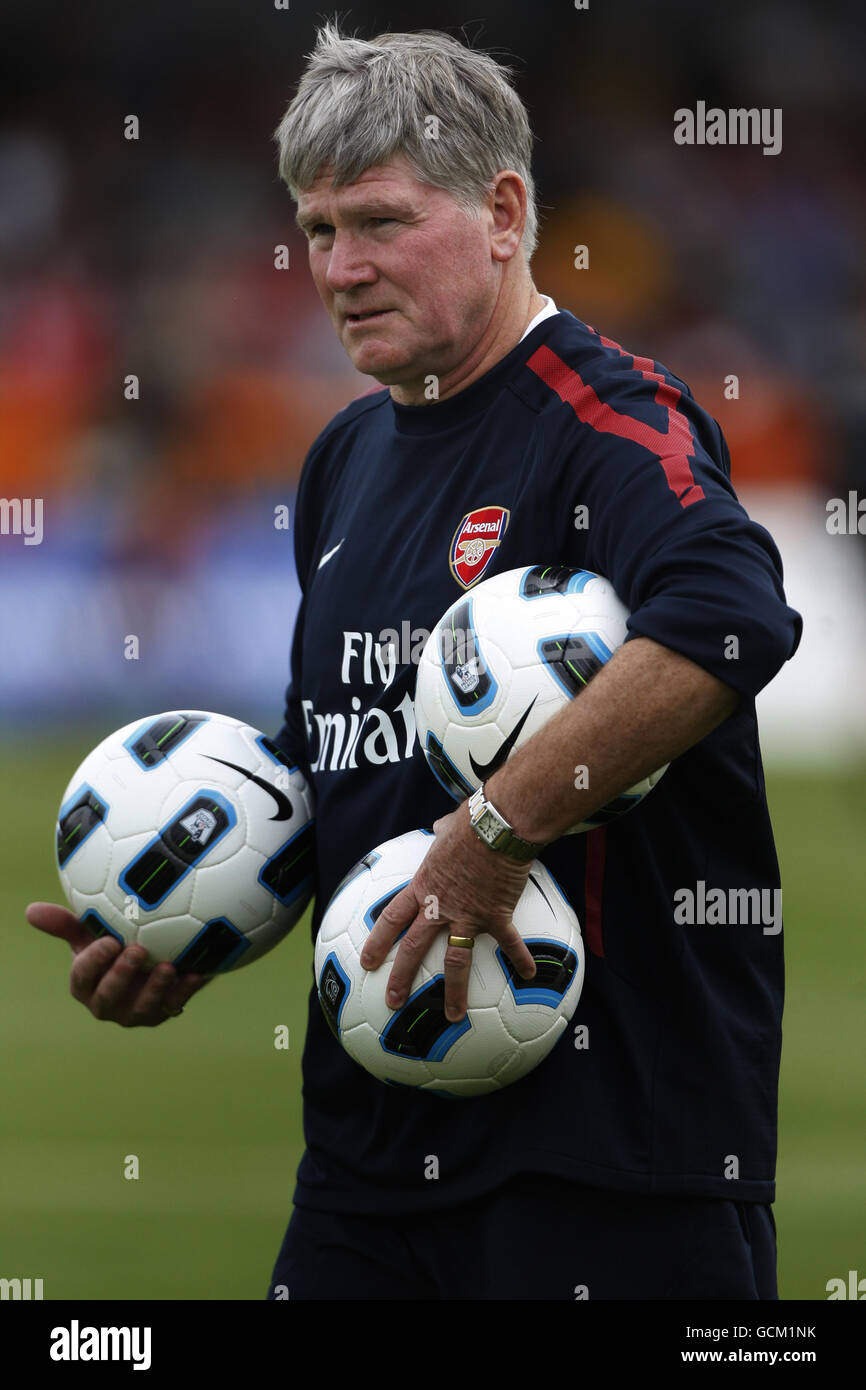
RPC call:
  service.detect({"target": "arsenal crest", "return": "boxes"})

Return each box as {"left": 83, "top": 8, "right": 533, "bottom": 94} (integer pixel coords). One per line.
{"left": 449, "top": 505, "right": 509, "bottom": 589}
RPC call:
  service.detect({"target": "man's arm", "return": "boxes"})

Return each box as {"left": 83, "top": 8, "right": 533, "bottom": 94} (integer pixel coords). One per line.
{"left": 361, "top": 634, "right": 737, "bottom": 1022}
{"left": 484, "top": 634, "right": 737, "bottom": 844}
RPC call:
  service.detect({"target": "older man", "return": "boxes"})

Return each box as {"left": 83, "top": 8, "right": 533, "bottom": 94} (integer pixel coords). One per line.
{"left": 30, "top": 22, "right": 801, "bottom": 1299}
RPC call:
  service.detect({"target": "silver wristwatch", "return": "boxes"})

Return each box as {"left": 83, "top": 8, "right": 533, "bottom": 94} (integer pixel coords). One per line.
{"left": 467, "top": 785, "right": 543, "bottom": 863}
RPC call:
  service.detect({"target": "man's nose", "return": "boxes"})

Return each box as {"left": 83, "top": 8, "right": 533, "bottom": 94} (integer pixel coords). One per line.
{"left": 324, "top": 230, "right": 377, "bottom": 293}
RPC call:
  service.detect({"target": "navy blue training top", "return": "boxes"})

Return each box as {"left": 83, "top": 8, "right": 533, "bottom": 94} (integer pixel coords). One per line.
{"left": 274, "top": 307, "right": 803, "bottom": 1213}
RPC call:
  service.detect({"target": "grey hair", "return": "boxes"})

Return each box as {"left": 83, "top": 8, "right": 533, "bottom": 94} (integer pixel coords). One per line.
{"left": 274, "top": 20, "right": 539, "bottom": 262}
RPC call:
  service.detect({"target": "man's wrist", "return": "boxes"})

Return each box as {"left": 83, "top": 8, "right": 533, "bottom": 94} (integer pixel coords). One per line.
{"left": 466, "top": 784, "right": 548, "bottom": 862}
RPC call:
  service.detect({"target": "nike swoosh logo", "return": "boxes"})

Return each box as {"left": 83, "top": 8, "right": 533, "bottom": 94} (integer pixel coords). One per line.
{"left": 469, "top": 695, "right": 538, "bottom": 781}
{"left": 317, "top": 538, "right": 344, "bottom": 570}
{"left": 203, "top": 757, "right": 293, "bottom": 821}
{"left": 528, "top": 872, "right": 554, "bottom": 917}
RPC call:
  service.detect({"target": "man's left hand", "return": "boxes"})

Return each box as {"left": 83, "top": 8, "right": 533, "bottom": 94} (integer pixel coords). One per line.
{"left": 359, "top": 802, "right": 537, "bottom": 1022}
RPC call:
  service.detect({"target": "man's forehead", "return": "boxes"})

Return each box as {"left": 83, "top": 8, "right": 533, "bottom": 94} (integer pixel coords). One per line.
{"left": 297, "top": 157, "right": 424, "bottom": 209}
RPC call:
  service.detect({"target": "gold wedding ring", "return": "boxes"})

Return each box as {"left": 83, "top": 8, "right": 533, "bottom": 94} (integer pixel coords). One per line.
{"left": 447, "top": 935, "right": 475, "bottom": 950}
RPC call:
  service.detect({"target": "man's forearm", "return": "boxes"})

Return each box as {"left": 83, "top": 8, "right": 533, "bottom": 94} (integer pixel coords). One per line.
{"left": 484, "top": 635, "right": 739, "bottom": 845}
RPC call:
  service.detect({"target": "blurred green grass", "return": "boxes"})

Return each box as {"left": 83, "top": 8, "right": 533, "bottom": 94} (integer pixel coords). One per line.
{"left": 1, "top": 737, "right": 863, "bottom": 1299}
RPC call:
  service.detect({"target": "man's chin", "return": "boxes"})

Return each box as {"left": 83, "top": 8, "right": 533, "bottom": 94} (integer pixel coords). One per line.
{"left": 348, "top": 348, "right": 417, "bottom": 386}
{"left": 363, "top": 366, "right": 413, "bottom": 386}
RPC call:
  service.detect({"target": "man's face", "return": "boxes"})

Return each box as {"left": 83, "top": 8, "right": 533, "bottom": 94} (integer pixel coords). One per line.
{"left": 295, "top": 155, "right": 498, "bottom": 388}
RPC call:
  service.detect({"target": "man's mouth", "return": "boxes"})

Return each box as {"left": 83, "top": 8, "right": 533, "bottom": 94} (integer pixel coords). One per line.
{"left": 345, "top": 309, "right": 392, "bottom": 324}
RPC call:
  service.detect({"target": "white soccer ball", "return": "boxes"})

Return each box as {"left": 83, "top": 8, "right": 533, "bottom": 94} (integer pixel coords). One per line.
{"left": 314, "top": 828, "right": 584, "bottom": 1097}
{"left": 56, "top": 710, "right": 314, "bottom": 973}
{"left": 414, "top": 565, "right": 668, "bottom": 833}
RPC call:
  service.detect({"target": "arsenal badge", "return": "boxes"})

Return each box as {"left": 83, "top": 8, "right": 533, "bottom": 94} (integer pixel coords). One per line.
{"left": 449, "top": 505, "right": 510, "bottom": 589}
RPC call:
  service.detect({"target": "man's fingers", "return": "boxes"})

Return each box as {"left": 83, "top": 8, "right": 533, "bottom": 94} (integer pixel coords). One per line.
{"left": 381, "top": 917, "right": 536, "bottom": 1019}
{"left": 71, "top": 939, "right": 209, "bottom": 1025}
{"left": 68, "top": 936, "right": 126, "bottom": 1004}
{"left": 442, "top": 937, "right": 476, "bottom": 1021}
{"left": 160, "top": 972, "right": 210, "bottom": 1016}
{"left": 26, "top": 901, "right": 100, "bottom": 956}
{"left": 119, "top": 961, "right": 182, "bottom": 1025}
{"left": 382, "top": 915, "right": 439, "bottom": 1007}
{"left": 440, "top": 925, "right": 535, "bottom": 1023}
{"left": 359, "top": 883, "right": 421, "bottom": 970}
{"left": 123, "top": 968, "right": 209, "bottom": 1025}
{"left": 497, "top": 924, "right": 537, "bottom": 981}
{"left": 71, "top": 941, "right": 142, "bottom": 1012}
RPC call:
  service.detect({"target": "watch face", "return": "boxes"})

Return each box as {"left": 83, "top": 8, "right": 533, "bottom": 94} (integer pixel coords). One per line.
{"left": 481, "top": 810, "right": 508, "bottom": 847}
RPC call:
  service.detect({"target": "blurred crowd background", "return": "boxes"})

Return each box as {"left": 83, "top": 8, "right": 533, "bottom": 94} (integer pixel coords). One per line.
{"left": 1, "top": 0, "right": 864, "bottom": 756}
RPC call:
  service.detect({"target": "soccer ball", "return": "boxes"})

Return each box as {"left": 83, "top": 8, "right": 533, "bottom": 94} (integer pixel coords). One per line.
{"left": 314, "top": 828, "right": 584, "bottom": 1097}
{"left": 414, "top": 565, "right": 668, "bottom": 833}
{"left": 56, "top": 710, "right": 314, "bottom": 973}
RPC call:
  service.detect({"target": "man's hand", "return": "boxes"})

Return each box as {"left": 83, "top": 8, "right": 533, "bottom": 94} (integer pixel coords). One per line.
{"left": 26, "top": 902, "right": 209, "bottom": 1026}
{"left": 358, "top": 803, "right": 536, "bottom": 1023}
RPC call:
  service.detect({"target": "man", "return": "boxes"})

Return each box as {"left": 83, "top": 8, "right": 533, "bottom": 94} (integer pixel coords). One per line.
{"left": 29, "top": 22, "right": 801, "bottom": 1299}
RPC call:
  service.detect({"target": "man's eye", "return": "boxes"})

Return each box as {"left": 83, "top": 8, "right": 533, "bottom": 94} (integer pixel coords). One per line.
{"left": 306, "top": 218, "right": 395, "bottom": 239}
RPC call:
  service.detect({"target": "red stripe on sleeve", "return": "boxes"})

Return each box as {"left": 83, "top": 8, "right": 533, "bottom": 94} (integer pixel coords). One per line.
{"left": 583, "top": 826, "right": 607, "bottom": 959}
{"left": 526, "top": 340, "right": 706, "bottom": 509}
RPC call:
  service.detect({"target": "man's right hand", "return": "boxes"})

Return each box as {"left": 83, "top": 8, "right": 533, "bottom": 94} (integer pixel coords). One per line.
{"left": 26, "top": 902, "right": 210, "bottom": 1026}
